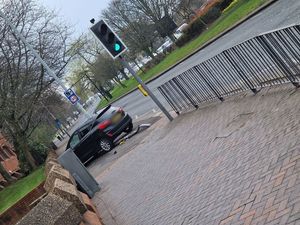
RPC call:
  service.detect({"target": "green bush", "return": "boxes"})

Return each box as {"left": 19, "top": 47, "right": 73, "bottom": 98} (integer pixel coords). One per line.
{"left": 163, "top": 44, "right": 177, "bottom": 55}
{"left": 29, "top": 141, "right": 49, "bottom": 165}
{"left": 175, "top": 34, "right": 192, "bottom": 47}
{"left": 143, "top": 53, "right": 166, "bottom": 72}
{"left": 202, "top": 7, "right": 222, "bottom": 24}
{"left": 153, "top": 53, "right": 166, "bottom": 65}
{"left": 184, "top": 17, "right": 207, "bottom": 37}
{"left": 175, "top": 17, "right": 207, "bottom": 47}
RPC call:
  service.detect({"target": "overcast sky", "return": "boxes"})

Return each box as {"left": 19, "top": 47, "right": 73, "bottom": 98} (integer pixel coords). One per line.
{"left": 39, "top": 0, "right": 111, "bottom": 37}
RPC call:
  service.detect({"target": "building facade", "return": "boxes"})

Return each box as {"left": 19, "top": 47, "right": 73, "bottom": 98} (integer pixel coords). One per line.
{"left": 0, "top": 134, "right": 19, "bottom": 182}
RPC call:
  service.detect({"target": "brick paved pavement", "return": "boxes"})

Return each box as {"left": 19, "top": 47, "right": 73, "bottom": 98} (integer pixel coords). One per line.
{"left": 92, "top": 85, "right": 300, "bottom": 225}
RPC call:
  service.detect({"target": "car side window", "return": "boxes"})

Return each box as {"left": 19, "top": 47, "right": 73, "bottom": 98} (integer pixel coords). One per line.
{"left": 80, "top": 128, "right": 90, "bottom": 138}
{"left": 69, "top": 133, "right": 80, "bottom": 148}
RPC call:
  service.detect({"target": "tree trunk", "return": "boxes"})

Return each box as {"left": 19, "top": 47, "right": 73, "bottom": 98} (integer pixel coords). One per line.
{"left": 133, "top": 59, "right": 146, "bottom": 74}
{"left": 24, "top": 146, "right": 37, "bottom": 170}
{"left": 0, "top": 162, "right": 13, "bottom": 182}
{"left": 99, "top": 85, "right": 112, "bottom": 99}
{"left": 120, "top": 70, "right": 129, "bottom": 80}
{"left": 114, "top": 77, "right": 127, "bottom": 88}
{"left": 14, "top": 133, "right": 37, "bottom": 170}
{"left": 144, "top": 48, "right": 155, "bottom": 59}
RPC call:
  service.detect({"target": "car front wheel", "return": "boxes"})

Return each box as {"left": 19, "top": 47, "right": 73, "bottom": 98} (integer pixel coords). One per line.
{"left": 100, "top": 138, "right": 113, "bottom": 152}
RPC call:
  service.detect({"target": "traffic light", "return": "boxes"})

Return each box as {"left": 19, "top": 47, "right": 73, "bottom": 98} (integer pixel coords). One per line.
{"left": 90, "top": 20, "right": 127, "bottom": 59}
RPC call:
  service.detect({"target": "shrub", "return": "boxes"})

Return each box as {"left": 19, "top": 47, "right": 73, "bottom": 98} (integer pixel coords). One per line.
{"left": 215, "top": 0, "right": 235, "bottom": 11}
{"left": 153, "top": 53, "right": 166, "bottom": 65}
{"left": 29, "top": 141, "right": 49, "bottom": 165}
{"left": 202, "top": 7, "right": 222, "bottom": 24}
{"left": 184, "top": 17, "right": 207, "bottom": 37}
{"left": 163, "top": 44, "right": 177, "bottom": 54}
{"left": 175, "top": 34, "right": 192, "bottom": 47}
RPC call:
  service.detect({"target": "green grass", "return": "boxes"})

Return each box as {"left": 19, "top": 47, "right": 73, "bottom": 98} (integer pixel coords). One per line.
{"left": 0, "top": 167, "right": 45, "bottom": 214}
{"left": 98, "top": 0, "right": 269, "bottom": 110}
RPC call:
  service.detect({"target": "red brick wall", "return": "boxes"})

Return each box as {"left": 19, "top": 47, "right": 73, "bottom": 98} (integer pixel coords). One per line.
{"left": 0, "top": 182, "right": 45, "bottom": 225}
{"left": 1, "top": 156, "right": 19, "bottom": 174}
{"left": 0, "top": 134, "right": 20, "bottom": 182}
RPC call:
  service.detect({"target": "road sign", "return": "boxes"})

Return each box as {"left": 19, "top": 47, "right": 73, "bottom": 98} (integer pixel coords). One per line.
{"left": 90, "top": 20, "right": 127, "bottom": 59}
{"left": 64, "top": 89, "right": 80, "bottom": 105}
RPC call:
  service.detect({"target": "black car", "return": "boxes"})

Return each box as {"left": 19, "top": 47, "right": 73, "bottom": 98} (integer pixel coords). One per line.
{"left": 66, "top": 105, "right": 132, "bottom": 163}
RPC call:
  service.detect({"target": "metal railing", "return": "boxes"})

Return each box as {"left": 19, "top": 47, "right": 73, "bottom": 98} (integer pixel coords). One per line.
{"left": 158, "top": 25, "right": 300, "bottom": 114}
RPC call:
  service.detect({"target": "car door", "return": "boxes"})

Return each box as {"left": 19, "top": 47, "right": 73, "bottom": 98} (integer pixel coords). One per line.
{"left": 68, "top": 132, "right": 83, "bottom": 160}
{"left": 77, "top": 126, "right": 99, "bottom": 162}
{"left": 68, "top": 132, "right": 80, "bottom": 150}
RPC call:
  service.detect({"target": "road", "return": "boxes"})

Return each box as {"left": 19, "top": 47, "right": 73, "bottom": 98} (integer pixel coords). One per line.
{"left": 111, "top": 0, "right": 300, "bottom": 118}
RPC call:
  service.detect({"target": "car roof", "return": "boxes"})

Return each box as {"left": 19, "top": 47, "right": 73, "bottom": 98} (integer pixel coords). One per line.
{"left": 75, "top": 105, "right": 114, "bottom": 132}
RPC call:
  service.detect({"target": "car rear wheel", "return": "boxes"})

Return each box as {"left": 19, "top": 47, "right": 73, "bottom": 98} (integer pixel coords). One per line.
{"left": 100, "top": 138, "right": 113, "bottom": 152}
{"left": 125, "top": 122, "right": 133, "bottom": 133}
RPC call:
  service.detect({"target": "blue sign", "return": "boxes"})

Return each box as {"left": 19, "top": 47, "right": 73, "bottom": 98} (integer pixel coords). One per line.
{"left": 64, "top": 89, "right": 80, "bottom": 105}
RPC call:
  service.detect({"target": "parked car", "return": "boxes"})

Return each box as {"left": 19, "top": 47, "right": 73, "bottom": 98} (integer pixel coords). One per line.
{"left": 174, "top": 23, "right": 188, "bottom": 39}
{"left": 66, "top": 105, "right": 133, "bottom": 164}
{"left": 156, "top": 38, "right": 173, "bottom": 54}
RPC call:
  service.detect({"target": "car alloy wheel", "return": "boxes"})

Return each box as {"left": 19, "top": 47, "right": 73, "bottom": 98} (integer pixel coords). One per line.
{"left": 100, "top": 138, "right": 112, "bottom": 152}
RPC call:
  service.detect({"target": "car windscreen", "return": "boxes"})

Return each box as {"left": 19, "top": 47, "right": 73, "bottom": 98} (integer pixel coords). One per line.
{"left": 96, "top": 107, "right": 117, "bottom": 123}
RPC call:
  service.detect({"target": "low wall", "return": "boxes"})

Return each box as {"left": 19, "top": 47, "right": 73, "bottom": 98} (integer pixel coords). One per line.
{"left": 15, "top": 150, "right": 103, "bottom": 225}
{"left": 0, "top": 182, "right": 46, "bottom": 225}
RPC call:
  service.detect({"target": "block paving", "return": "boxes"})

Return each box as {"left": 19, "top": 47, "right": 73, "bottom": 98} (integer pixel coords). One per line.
{"left": 92, "top": 85, "right": 300, "bottom": 225}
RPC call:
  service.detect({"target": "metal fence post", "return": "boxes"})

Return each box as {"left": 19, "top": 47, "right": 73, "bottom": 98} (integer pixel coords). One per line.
{"left": 194, "top": 66, "right": 225, "bottom": 102}
{"left": 223, "top": 51, "right": 258, "bottom": 94}
{"left": 173, "top": 78, "right": 198, "bottom": 109}
{"left": 256, "top": 35, "right": 300, "bottom": 87}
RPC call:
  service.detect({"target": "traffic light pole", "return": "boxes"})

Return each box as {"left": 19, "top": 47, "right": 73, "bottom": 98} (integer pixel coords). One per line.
{"left": 118, "top": 56, "right": 173, "bottom": 121}
{"left": 0, "top": 10, "right": 92, "bottom": 119}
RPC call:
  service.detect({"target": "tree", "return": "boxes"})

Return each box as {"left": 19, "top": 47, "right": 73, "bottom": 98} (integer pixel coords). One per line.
{"left": 102, "top": 0, "right": 158, "bottom": 59}
{"left": 67, "top": 61, "right": 92, "bottom": 102}
{"left": 0, "top": 0, "right": 72, "bottom": 170}
{"left": 68, "top": 35, "right": 115, "bottom": 100}
{"left": 90, "top": 54, "right": 127, "bottom": 88}
{"left": 176, "top": 0, "right": 206, "bottom": 21}
{"left": 128, "top": 0, "right": 180, "bottom": 40}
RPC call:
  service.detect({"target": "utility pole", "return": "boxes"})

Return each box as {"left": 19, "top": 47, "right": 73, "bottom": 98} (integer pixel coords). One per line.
{"left": 119, "top": 56, "right": 173, "bottom": 121}
{"left": 0, "top": 10, "right": 92, "bottom": 119}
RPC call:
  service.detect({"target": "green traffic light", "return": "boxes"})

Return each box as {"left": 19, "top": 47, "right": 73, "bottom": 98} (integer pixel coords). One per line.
{"left": 114, "top": 43, "right": 121, "bottom": 52}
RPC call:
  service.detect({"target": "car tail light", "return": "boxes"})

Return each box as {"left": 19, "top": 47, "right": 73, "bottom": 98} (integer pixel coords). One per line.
{"left": 98, "top": 120, "right": 111, "bottom": 130}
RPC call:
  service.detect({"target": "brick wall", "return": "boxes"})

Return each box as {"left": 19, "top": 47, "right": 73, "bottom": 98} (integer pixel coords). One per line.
{"left": 1, "top": 156, "right": 19, "bottom": 173}
{"left": 0, "top": 134, "right": 20, "bottom": 182}
{"left": 0, "top": 182, "right": 45, "bottom": 225}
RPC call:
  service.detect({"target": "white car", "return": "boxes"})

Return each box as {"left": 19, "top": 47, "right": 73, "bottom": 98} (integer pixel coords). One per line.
{"left": 174, "top": 23, "right": 188, "bottom": 39}
{"left": 156, "top": 38, "right": 173, "bottom": 54}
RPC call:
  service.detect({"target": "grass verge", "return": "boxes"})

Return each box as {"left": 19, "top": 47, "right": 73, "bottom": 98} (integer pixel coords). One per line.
{"left": 0, "top": 167, "right": 45, "bottom": 214}
{"left": 98, "top": 0, "right": 270, "bottom": 110}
